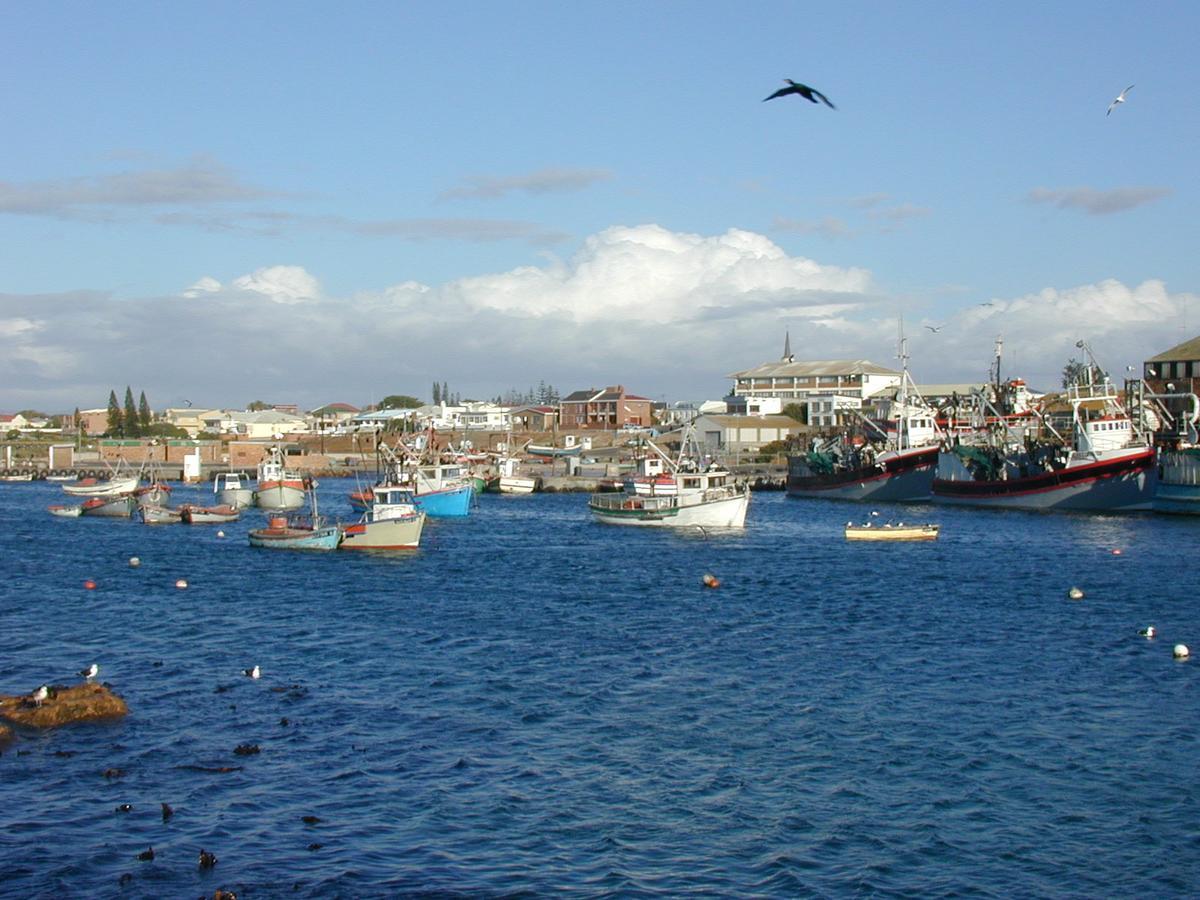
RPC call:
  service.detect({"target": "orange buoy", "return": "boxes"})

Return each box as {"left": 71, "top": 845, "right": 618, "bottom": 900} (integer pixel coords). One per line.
{"left": 83, "top": 579, "right": 97, "bottom": 590}
{"left": 175, "top": 579, "right": 188, "bottom": 589}
{"left": 1112, "top": 549, "right": 1123, "bottom": 556}
{"left": 702, "top": 573, "right": 720, "bottom": 588}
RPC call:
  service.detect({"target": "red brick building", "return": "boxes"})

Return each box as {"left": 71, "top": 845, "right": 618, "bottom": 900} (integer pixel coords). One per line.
{"left": 559, "top": 386, "right": 652, "bottom": 429}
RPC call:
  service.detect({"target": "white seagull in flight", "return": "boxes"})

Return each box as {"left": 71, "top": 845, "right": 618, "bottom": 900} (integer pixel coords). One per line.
{"left": 1107, "top": 84, "right": 1134, "bottom": 116}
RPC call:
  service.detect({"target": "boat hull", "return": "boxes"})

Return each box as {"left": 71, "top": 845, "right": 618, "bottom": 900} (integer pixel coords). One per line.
{"left": 589, "top": 491, "right": 749, "bottom": 528}
{"left": 217, "top": 487, "right": 255, "bottom": 509}
{"left": 80, "top": 496, "right": 137, "bottom": 517}
{"left": 248, "top": 525, "right": 342, "bottom": 550}
{"left": 340, "top": 512, "right": 426, "bottom": 550}
{"left": 48, "top": 504, "right": 83, "bottom": 518}
{"left": 932, "top": 447, "right": 1157, "bottom": 511}
{"left": 498, "top": 476, "right": 539, "bottom": 494}
{"left": 182, "top": 505, "right": 241, "bottom": 524}
{"left": 412, "top": 483, "right": 474, "bottom": 517}
{"left": 845, "top": 524, "right": 939, "bottom": 541}
{"left": 1154, "top": 450, "right": 1200, "bottom": 515}
{"left": 253, "top": 483, "right": 307, "bottom": 511}
{"left": 786, "top": 445, "right": 938, "bottom": 502}
{"left": 140, "top": 504, "right": 183, "bottom": 524}
{"left": 63, "top": 476, "right": 140, "bottom": 497}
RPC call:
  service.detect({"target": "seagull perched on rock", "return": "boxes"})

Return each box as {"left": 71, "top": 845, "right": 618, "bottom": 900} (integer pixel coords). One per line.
{"left": 31, "top": 685, "right": 49, "bottom": 707}
{"left": 243, "top": 665, "right": 261, "bottom": 679}
{"left": 1107, "top": 84, "right": 1134, "bottom": 116}
{"left": 79, "top": 663, "right": 99, "bottom": 682}
{"left": 763, "top": 79, "right": 836, "bottom": 108}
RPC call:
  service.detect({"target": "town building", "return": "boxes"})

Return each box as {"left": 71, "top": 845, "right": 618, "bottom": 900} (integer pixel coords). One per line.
{"left": 727, "top": 336, "right": 901, "bottom": 421}
{"left": 201, "top": 409, "right": 309, "bottom": 440}
{"left": 1145, "top": 335, "right": 1200, "bottom": 393}
{"left": 509, "top": 405, "right": 558, "bottom": 431}
{"left": 311, "top": 402, "right": 361, "bottom": 432}
{"left": 560, "top": 386, "right": 652, "bottom": 429}
{"left": 692, "top": 414, "right": 804, "bottom": 455}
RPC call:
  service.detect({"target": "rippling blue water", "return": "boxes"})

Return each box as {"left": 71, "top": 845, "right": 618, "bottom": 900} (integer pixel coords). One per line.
{"left": 1, "top": 480, "right": 1198, "bottom": 897}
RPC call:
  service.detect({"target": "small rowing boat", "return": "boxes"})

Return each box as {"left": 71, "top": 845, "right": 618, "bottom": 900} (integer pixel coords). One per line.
{"left": 844, "top": 522, "right": 939, "bottom": 541}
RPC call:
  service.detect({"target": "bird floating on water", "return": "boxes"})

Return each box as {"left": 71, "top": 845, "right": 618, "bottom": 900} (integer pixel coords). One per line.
{"left": 763, "top": 79, "right": 836, "bottom": 108}
{"left": 161, "top": 802, "right": 174, "bottom": 821}
{"left": 1106, "top": 84, "right": 1134, "bottom": 116}
{"left": 1138, "top": 625, "right": 1155, "bottom": 639}
{"left": 244, "top": 665, "right": 261, "bottom": 679}
{"left": 198, "top": 849, "right": 218, "bottom": 869}
{"left": 137, "top": 846, "right": 154, "bottom": 862}
{"left": 1068, "top": 586, "right": 1085, "bottom": 600}
{"left": 79, "top": 663, "right": 99, "bottom": 682}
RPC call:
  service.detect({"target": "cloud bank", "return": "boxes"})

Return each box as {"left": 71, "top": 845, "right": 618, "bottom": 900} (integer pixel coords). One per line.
{"left": 1027, "top": 186, "right": 1172, "bottom": 215}
{"left": 0, "top": 225, "right": 1193, "bottom": 411}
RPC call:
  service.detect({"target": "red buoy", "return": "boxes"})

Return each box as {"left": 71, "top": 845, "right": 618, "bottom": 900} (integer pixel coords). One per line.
{"left": 702, "top": 573, "right": 720, "bottom": 589}
{"left": 83, "top": 579, "right": 97, "bottom": 590}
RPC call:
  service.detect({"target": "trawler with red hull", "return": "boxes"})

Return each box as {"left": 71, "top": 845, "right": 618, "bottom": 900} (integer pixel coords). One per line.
{"left": 932, "top": 341, "right": 1156, "bottom": 512}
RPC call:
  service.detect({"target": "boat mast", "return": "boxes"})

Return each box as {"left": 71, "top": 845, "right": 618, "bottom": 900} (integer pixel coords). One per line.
{"left": 896, "top": 320, "right": 909, "bottom": 451}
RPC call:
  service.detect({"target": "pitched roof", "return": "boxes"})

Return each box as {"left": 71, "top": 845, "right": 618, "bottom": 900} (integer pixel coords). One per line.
{"left": 1147, "top": 335, "right": 1200, "bottom": 363}
{"left": 727, "top": 359, "right": 902, "bottom": 379}
{"left": 312, "top": 402, "right": 360, "bottom": 414}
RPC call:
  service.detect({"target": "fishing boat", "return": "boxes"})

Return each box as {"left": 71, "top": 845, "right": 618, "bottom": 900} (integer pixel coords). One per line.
{"left": 48, "top": 504, "right": 83, "bottom": 518}
{"left": 139, "top": 503, "right": 183, "bottom": 525}
{"left": 213, "top": 471, "right": 255, "bottom": 509}
{"left": 80, "top": 495, "right": 137, "bottom": 518}
{"left": 252, "top": 446, "right": 309, "bottom": 511}
{"left": 340, "top": 484, "right": 426, "bottom": 550}
{"left": 844, "top": 522, "right": 939, "bottom": 541}
{"left": 180, "top": 504, "right": 241, "bottom": 524}
{"left": 496, "top": 456, "right": 540, "bottom": 494}
{"left": 0, "top": 471, "right": 35, "bottom": 482}
{"left": 61, "top": 464, "right": 140, "bottom": 497}
{"left": 787, "top": 334, "right": 940, "bottom": 502}
{"left": 588, "top": 427, "right": 750, "bottom": 528}
{"left": 932, "top": 341, "right": 1156, "bottom": 511}
{"left": 248, "top": 490, "right": 340, "bottom": 550}
{"left": 525, "top": 442, "right": 581, "bottom": 459}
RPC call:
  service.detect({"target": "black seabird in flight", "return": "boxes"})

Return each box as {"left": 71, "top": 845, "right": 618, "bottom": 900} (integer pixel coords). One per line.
{"left": 763, "top": 79, "right": 836, "bottom": 108}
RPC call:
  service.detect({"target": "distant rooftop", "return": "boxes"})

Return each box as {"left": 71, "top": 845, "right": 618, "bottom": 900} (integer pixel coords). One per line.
{"left": 727, "top": 359, "right": 901, "bottom": 379}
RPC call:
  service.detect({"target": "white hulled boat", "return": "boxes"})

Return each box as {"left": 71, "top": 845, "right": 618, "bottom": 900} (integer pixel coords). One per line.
{"left": 252, "top": 446, "right": 309, "bottom": 511}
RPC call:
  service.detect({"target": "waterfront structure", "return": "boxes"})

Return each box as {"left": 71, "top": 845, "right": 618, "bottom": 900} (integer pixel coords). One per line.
{"left": 560, "top": 386, "right": 652, "bottom": 430}
{"left": 1144, "top": 334, "right": 1200, "bottom": 394}
{"left": 727, "top": 339, "right": 901, "bottom": 422}
{"left": 692, "top": 414, "right": 802, "bottom": 455}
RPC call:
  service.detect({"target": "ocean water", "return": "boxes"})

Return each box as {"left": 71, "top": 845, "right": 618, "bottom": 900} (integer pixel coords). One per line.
{"left": 1, "top": 479, "right": 1197, "bottom": 898}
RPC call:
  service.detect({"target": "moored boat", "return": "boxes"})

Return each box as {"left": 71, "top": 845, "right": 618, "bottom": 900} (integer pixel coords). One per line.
{"left": 844, "top": 522, "right": 939, "bottom": 541}
{"left": 139, "top": 503, "right": 184, "bottom": 525}
{"left": 339, "top": 484, "right": 426, "bottom": 550}
{"left": 253, "top": 447, "right": 309, "bottom": 511}
{"left": 48, "top": 504, "right": 83, "bottom": 518}
{"left": 62, "top": 471, "right": 140, "bottom": 497}
{"left": 1155, "top": 449, "right": 1200, "bottom": 514}
{"left": 496, "top": 457, "right": 540, "bottom": 494}
{"left": 181, "top": 504, "right": 241, "bottom": 524}
{"left": 80, "top": 495, "right": 137, "bottom": 518}
{"left": 248, "top": 516, "right": 342, "bottom": 550}
{"left": 787, "top": 334, "right": 941, "bottom": 502}
{"left": 589, "top": 427, "right": 749, "bottom": 528}
{"left": 214, "top": 471, "right": 255, "bottom": 509}
{"left": 932, "top": 342, "right": 1156, "bottom": 512}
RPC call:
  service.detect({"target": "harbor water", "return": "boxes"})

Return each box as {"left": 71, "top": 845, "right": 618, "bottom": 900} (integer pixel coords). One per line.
{"left": 1, "top": 480, "right": 1197, "bottom": 897}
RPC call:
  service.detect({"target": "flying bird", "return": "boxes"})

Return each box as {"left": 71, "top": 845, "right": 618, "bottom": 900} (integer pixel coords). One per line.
{"left": 763, "top": 79, "right": 836, "bottom": 108}
{"left": 79, "top": 663, "right": 99, "bottom": 681}
{"left": 1106, "top": 84, "right": 1134, "bottom": 116}
{"left": 925, "top": 324, "right": 944, "bottom": 333}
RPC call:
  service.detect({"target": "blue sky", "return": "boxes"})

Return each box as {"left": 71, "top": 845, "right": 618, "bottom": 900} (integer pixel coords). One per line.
{"left": 2, "top": 1, "right": 1197, "bottom": 410}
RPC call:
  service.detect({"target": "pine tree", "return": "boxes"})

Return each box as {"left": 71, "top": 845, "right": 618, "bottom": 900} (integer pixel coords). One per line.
{"left": 106, "top": 390, "right": 123, "bottom": 436}
{"left": 432, "top": 382, "right": 441, "bottom": 404}
{"left": 138, "top": 391, "right": 152, "bottom": 430}
{"left": 74, "top": 406, "right": 85, "bottom": 436}
{"left": 123, "top": 387, "right": 140, "bottom": 437}
{"left": 441, "top": 382, "right": 450, "bottom": 407}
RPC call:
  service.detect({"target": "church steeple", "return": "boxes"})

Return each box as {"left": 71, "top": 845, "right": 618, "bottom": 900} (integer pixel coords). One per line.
{"left": 782, "top": 330, "right": 794, "bottom": 363}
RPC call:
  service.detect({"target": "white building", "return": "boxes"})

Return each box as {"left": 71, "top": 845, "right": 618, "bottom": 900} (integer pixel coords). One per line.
{"left": 202, "top": 409, "right": 310, "bottom": 439}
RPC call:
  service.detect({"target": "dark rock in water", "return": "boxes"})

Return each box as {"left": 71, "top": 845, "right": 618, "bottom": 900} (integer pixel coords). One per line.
{"left": 0, "top": 683, "right": 128, "bottom": 728}
{"left": 136, "top": 846, "right": 154, "bottom": 861}
{"left": 161, "top": 802, "right": 174, "bottom": 821}
{"left": 213, "top": 890, "right": 238, "bottom": 900}
{"left": 151, "top": 661, "right": 163, "bottom": 667}
{"left": 233, "top": 743, "right": 260, "bottom": 756}
{"left": 279, "top": 717, "right": 289, "bottom": 727}
{"left": 307, "top": 842, "right": 323, "bottom": 851}
{"left": 54, "top": 750, "right": 77, "bottom": 757}
{"left": 301, "top": 815, "right": 321, "bottom": 825}
{"left": 116, "top": 803, "right": 132, "bottom": 813}
{"left": 118, "top": 872, "right": 133, "bottom": 886}
{"left": 103, "top": 768, "right": 126, "bottom": 779}
{"left": 0, "top": 722, "right": 12, "bottom": 748}
{"left": 198, "top": 849, "right": 218, "bottom": 869}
